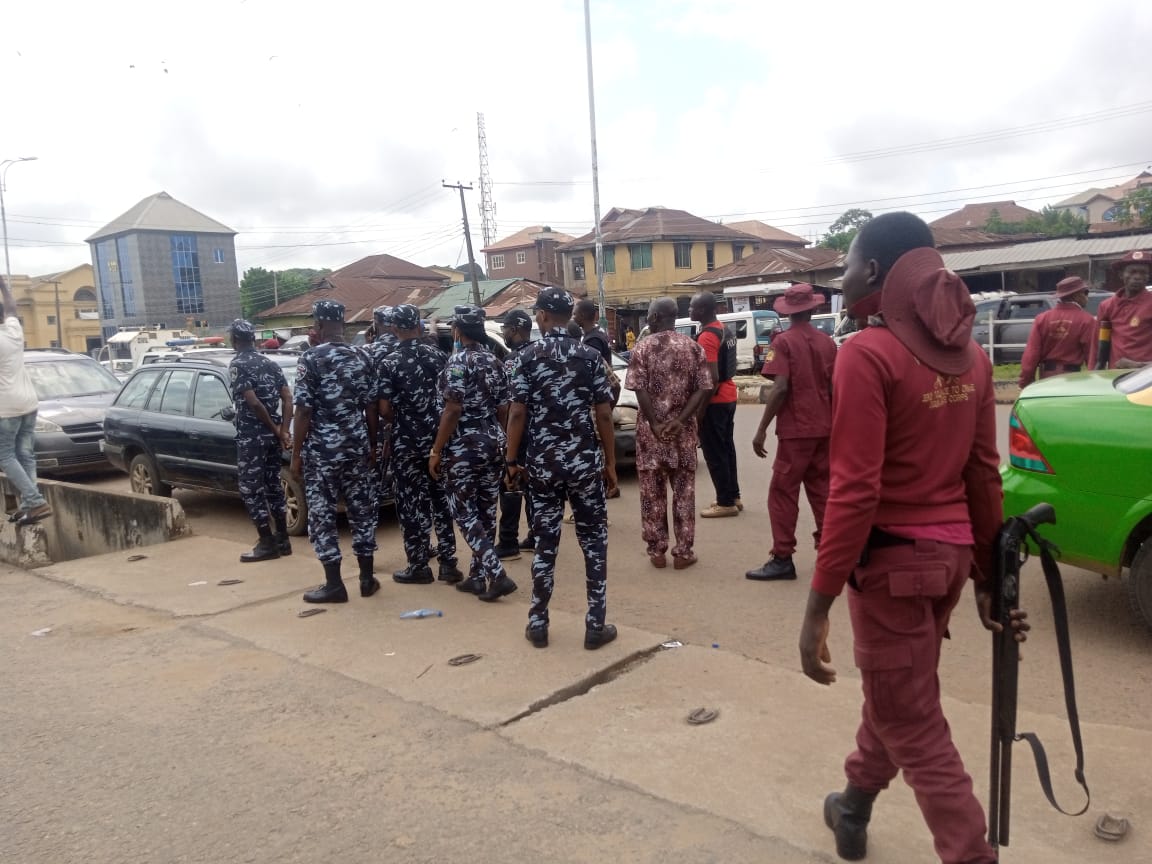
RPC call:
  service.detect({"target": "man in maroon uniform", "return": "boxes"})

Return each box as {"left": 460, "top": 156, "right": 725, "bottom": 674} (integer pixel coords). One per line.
{"left": 1017, "top": 276, "right": 1095, "bottom": 388}
{"left": 1095, "top": 249, "right": 1152, "bottom": 369}
{"left": 626, "top": 297, "right": 713, "bottom": 570}
{"left": 797, "top": 212, "right": 1029, "bottom": 864}
{"left": 747, "top": 284, "right": 836, "bottom": 581}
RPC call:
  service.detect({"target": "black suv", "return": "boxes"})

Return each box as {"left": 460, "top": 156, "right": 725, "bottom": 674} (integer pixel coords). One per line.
{"left": 102, "top": 353, "right": 317, "bottom": 534}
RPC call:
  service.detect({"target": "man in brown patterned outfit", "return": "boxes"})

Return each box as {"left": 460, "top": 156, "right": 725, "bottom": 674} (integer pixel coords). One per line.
{"left": 625, "top": 297, "right": 714, "bottom": 569}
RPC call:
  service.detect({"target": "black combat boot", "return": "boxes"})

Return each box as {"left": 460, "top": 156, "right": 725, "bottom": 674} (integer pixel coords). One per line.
{"left": 478, "top": 573, "right": 518, "bottom": 602}
{"left": 303, "top": 561, "right": 348, "bottom": 604}
{"left": 584, "top": 623, "right": 618, "bottom": 650}
{"left": 273, "top": 515, "right": 292, "bottom": 556}
{"left": 240, "top": 527, "right": 280, "bottom": 563}
{"left": 438, "top": 559, "right": 464, "bottom": 584}
{"left": 358, "top": 555, "right": 380, "bottom": 597}
{"left": 824, "top": 784, "right": 879, "bottom": 861}
{"left": 393, "top": 562, "right": 434, "bottom": 584}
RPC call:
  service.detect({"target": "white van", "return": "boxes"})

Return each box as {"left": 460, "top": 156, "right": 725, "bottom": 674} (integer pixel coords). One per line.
{"left": 672, "top": 310, "right": 780, "bottom": 375}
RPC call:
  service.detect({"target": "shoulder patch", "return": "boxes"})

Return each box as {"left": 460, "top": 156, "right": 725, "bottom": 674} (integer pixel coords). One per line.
{"left": 229, "top": 366, "right": 239, "bottom": 382}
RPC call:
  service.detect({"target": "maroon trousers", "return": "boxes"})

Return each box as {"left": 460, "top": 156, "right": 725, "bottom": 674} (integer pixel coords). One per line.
{"left": 845, "top": 540, "right": 996, "bottom": 864}
{"left": 768, "top": 436, "right": 829, "bottom": 557}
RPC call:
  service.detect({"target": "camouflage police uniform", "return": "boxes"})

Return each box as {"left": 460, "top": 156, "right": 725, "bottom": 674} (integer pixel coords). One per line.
{"left": 437, "top": 306, "right": 513, "bottom": 597}
{"left": 228, "top": 319, "right": 292, "bottom": 561}
{"left": 363, "top": 306, "right": 399, "bottom": 511}
{"left": 510, "top": 288, "right": 614, "bottom": 638}
{"left": 294, "top": 300, "right": 379, "bottom": 602}
{"left": 497, "top": 310, "right": 536, "bottom": 556}
{"left": 378, "top": 304, "right": 456, "bottom": 583}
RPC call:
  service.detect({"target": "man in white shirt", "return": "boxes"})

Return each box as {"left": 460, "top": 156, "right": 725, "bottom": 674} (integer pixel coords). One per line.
{"left": 0, "top": 276, "right": 51, "bottom": 525}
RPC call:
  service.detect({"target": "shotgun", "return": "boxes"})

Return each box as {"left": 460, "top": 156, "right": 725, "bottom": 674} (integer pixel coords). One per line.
{"left": 988, "top": 502, "right": 1089, "bottom": 852}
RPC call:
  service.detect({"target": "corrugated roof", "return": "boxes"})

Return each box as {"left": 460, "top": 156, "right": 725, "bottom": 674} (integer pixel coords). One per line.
{"left": 559, "top": 206, "right": 760, "bottom": 251}
{"left": 255, "top": 277, "right": 447, "bottom": 323}
{"left": 941, "top": 232, "right": 1152, "bottom": 272}
{"left": 86, "top": 191, "right": 235, "bottom": 241}
{"left": 330, "top": 254, "right": 446, "bottom": 282}
{"left": 725, "top": 220, "right": 808, "bottom": 246}
{"left": 481, "top": 226, "right": 575, "bottom": 252}
{"left": 1053, "top": 187, "right": 1114, "bottom": 208}
{"left": 680, "top": 246, "right": 844, "bottom": 287}
{"left": 483, "top": 279, "right": 552, "bottom": 318}
{"left": 929, "top": 201, "right": 1039, "bottom": 230}
{"left": 423, "top": 278, "right": 523, "bottom": 318}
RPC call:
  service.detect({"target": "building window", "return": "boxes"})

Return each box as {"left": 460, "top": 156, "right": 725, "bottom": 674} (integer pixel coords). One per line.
{"left": 572, "top": 256, "right": 586, "bottom": 281}
{"left": 171, "top": 234, "right": 204, "bottom": 314}
{"left": 50, "top": 340, "right": 59, "bottom": 348}
{"left": 674, "top": 243, "right": 693, "bottom": 269}
{"left": 706, "top": 243, "right": 715, "bottom": 271}
{"left": 116, "top": 236, "right": 137, "bottom": 316}
{"left": 629, "top": 244, "right": 653, "bottom": 271}
{"left": 213, "top": 248, "right": 225, "bottom": 264}
{"left": 95, "top": 240, "right": 117, "bottom": 319}
{"left": 602, "top": 247, "right": 615, "bottom": 274}
{"left": 733, "top": 244, "right": 744, "bottom": 262}
{"left": 47, "top": 315, "right": 57, "bottom": 325}
{"left": 515, "top": 251, "right": 527, "bottom": 265}
{"left": 491, "top": 254, "right": 506, "bottom": 270}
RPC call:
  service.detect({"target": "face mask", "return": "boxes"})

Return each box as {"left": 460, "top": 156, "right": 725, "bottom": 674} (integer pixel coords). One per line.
{"left": 847, "top": 290, "right": 882, "bottom": 320}
{"left": 454, "top": 340, "right": 462, "bottom": 352}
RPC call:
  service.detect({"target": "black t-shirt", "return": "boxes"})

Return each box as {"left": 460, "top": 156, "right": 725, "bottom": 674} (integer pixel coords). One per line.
{"left": 582, "top": 327, "right": 612, "bottom": 364}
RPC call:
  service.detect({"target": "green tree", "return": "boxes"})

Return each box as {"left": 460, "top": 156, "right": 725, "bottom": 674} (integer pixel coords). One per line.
{"left": 983, "top": 205, "right": 1087, "bottom": 237}
{"left": 1114, "top": 187, "right": 1152, "bottom": 228}
{"left": 819, "top": 208, "right": 873, "bottom": 251}
{"left": 239, "top": 267, "right": 331, "bottom": 317}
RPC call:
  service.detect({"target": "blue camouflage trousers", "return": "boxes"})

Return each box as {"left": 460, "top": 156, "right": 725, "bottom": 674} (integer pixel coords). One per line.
{"left": 304, "top": 457, "right": 378, "bottom": 564}
{"left": 528, "top": 472, "right": 608, "bottom": 629}
{"left": 443, "top": 458, "right": 504, "bottom": 585}
{"left": 393, "top": 449, "right": 434, "bottom": 565}
{"left": 236, "top": 435, "right": 287, "bottom": 530}
{"left": 430, "top": 474, "right": 457, "bottom": 565}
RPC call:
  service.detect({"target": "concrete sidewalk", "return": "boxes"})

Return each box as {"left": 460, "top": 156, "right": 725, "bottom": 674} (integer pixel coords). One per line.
{"left": 23, "top": 534, "right": 1145, "bottom": 863}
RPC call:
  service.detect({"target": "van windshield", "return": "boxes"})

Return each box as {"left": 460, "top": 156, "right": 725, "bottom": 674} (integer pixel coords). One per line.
{"left": 754, "top": 317, "right": 782, "bottom": 339}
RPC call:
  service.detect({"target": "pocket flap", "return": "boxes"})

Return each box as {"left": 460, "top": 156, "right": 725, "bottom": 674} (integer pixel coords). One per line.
{"left": 854, "top": 642, "right": 913, "bottom": 671}
{"left": 887, "top": 563, "right": 949, "bottom": 599}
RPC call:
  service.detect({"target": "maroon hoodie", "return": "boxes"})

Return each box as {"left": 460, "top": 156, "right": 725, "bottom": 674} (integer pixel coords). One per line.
{"left": 811, "top": 252, "right": 1003, "bottom": 597}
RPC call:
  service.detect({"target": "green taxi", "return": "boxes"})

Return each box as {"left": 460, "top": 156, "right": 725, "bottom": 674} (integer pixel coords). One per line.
{"left": 1001, "top": 366, "right": 1152, "bottom": 630}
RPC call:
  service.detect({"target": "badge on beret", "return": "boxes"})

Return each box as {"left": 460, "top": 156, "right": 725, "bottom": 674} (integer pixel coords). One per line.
{"left": 1131, "top": 317, "right": 1140, "bottom": 327}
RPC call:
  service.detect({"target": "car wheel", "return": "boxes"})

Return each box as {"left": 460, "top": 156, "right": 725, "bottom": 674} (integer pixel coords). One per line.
{"left": 129, "top": 453, "right": 171, "bottom": 497}
{"left": 281, "top": 469, "right": 308, "bottom": 536}
{"left": 1126, "top": 539, "right": 1152, "bottom": 631}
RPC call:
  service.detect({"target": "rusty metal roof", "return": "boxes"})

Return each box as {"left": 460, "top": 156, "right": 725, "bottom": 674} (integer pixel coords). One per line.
{"left": 255, "top": 276, "right": 448, "bottom": 323}
{"left": 481, "top": 226, "right": 574, "bottom": 253}
{"left": 941, "top": 232, "right": 1152, "bottom": 273}
{"left": 929, "top": 201, "right": 1040, "bottom": 230}
{"left": 679, "top": 246, "right": 844, "bottom": 287}
{"left": 725, "top": 220, "right": 808, "bottom": 246}
{"left": 559, "top": 206, "right": 760, "bottom": 251}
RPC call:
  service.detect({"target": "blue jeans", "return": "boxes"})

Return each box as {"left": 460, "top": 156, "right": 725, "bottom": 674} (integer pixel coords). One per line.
{"left": 0, "top": 411, "right": 47, "bottom": 510}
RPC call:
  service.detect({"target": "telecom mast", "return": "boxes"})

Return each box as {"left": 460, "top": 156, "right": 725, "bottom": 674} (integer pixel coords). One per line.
{"left": 477, "top": 112, "right": 497, "bottom": 247}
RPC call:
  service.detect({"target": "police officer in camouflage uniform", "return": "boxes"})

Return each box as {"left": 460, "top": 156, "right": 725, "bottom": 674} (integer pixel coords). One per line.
{"left": 365, "top": 305, "right": 400, "bottom": 363}
{"left": 505, "top": 287, "right": 619, "bottom": 650}
{"left": 495, "top": 310, "right": 536, "bottom": 560}
{"left": 429, "top": 305, "right": 517, "bottom": 602}
{"left": 378, "top": 304, "right": 454, "bottom": 584}
{"left": 229, "top": 319, "right": 294, "bottom": 563}
{"left": 291, "top": 300, "right": 381, "bottom": 603}
{"left": 363, "top": 305, "right": 399, "bottom": 519}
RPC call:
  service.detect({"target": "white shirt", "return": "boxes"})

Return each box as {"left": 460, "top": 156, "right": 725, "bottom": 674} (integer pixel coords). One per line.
{"left": 0, "top": 316, "right": 38, "bottom": 418}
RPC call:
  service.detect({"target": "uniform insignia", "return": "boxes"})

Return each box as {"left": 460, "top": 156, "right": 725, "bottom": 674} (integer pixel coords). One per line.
{"left": 1131, "top": 316, "right": 1140, "bottom": 328}
{"left": 230, "top": 367, "right": 239, "bottom": 382}
{"left": 765, "top": 349, "right": 775, "bottom": 362}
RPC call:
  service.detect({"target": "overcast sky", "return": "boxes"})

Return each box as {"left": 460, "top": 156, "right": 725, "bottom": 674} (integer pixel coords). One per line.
{"left": 4, "top": 0, "right": 1151, "bottom": 284}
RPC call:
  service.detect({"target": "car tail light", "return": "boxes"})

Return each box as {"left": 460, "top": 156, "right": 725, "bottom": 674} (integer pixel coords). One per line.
{"left": 1008, "top": 411, "right": 1053, "bottom": 474}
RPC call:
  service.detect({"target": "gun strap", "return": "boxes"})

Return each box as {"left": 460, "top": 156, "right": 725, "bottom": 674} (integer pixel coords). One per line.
{"left": 1015, "top": 530, "right": 1090, "bottom": 817}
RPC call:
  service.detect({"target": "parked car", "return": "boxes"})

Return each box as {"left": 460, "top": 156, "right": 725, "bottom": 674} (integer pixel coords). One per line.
{"left": 1001, "top": 366, "right": 1152, "bottom": 630}
{"left": 673, "top": 310, "right": 781, "bottom": 375}
{"left": 971, "top": 291, "right": 1111, "bottom": 364}
{"left": 24, "top": 349, "right": 123, "bottom": 475}
{"left": 101, "top": 354, "right": 321, "bottom": 535}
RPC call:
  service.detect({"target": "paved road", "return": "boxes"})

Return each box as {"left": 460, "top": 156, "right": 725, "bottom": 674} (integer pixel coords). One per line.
{"left": 18, "top": 403, "right": 1146, "bottom": 863}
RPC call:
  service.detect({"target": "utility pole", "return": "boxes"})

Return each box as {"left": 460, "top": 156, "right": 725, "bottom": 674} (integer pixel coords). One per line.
{"left": 50, "top": 280, "right": 62, "bottom": 347}
{"left": 443, "top": 181, "right": 482, "bottom": 306}
{"left": 273, "top": 270, "right": 279, "bottom": 307}
{"left": 583, "top": 1, "right": 607, "bottom": 329}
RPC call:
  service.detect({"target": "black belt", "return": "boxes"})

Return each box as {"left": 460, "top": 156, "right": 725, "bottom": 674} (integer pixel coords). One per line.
{"left": 852, "top": 527, "right": 916, "bottom": 579}
{"left": 1041, "top": 361, "right": 1081, "bottom": 373}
